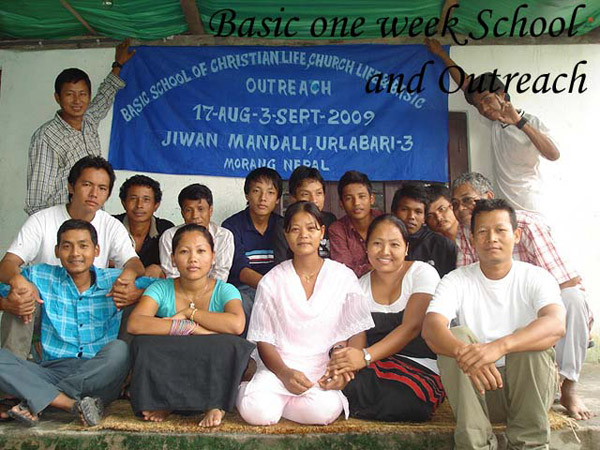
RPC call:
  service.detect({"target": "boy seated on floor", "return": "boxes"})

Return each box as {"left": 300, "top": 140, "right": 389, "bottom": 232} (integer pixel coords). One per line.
{"left": 0, "top": 219, "right": 154, "bottom": 427}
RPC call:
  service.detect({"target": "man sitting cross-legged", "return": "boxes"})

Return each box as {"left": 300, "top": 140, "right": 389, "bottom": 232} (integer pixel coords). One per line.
{"left": 0, "top": 220, "right": 154, "bottom": 427}
{"left": 451, "top": 171, "right": 593, "bottom": 420}
{"left": 423, "top": 199, "right": 566, "bottom": 450}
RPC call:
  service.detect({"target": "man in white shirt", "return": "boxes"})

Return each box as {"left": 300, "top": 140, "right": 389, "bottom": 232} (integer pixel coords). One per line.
{"left": 425, "top": 38, "right": 560, "bottom": 215}
{"left": 0, "top": 156, "right": 144, "bottom": 360}
{"left": 422, "top": 198, "right": 566, "bottom": 450}
{"left": 159, "top": 183, "right": 234, "bottom": 281}
{"left": 451, "top": 171, "right": 592, "bottom": 420}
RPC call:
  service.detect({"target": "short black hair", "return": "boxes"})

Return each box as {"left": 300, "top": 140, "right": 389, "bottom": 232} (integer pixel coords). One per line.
{"left": 337, "top": 170, "right": 372, "bottom": 199}
{"left": 471, "top": 198, "right": 517, "bottom": 233}
{"left": 119, "top": 175, "right": 162, "bottom": 203}
{"left": 177, "top": 184, "right": 213, "bottom": 208}
{"left": 289, "top": 166, "right": 326, "bottom": 197}
{"left": 244, "top": 167, "right": 283, "bottom": 199}
{"left": 172, "top": 224, "right": 214, "bottom": 253}
{"left": 67, "top": 156, "right": 116, "bottom": 195}
{"left": 55, "top": 68, "right": 91, "bottom": 95}
{"left": 427, "top": 184, "right": 452, "bottom": 206}
{"left": 464, "top": 72, "right": 507, "bottom": 105}
{"left": 56, "top": 219, "right": 98, "bottom": 246}
{"left": 283, "top": 201, "right": 324, "bottom": 233}
{"left": 391, "top": 183, "right": 430, "bottom": 214}
{"left": 367, "top": 214, "right": 409, "bottom": 245}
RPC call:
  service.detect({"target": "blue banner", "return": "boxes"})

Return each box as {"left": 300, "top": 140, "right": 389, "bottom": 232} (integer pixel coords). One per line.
{"left": 109, "top": 45, "right": 448, "bottom": 181}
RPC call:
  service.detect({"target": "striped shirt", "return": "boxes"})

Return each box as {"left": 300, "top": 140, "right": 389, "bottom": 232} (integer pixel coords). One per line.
{"left": 455, "top": 210, "right": 578, "bottom": 285}
{"left": 0, "top": 264, "right": 153, "bottom": 361}
{"left": 25, "top": 72, "right": 125, "bottom": 215}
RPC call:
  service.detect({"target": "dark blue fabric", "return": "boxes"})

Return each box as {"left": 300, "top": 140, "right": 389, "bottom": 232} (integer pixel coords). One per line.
{"left": 109, "top": 45, "right": 448, "bottom": 181}
{"left": 221, "top": 208, "right": 284, "bottom": 287}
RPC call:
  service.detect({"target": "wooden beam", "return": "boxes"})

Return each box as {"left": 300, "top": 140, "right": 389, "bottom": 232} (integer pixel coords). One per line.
{"left": 59, "top": 0, "right": 98, "bottom": 35}
{"left": 180, "top": 0, "right": 205, "bottom": 35}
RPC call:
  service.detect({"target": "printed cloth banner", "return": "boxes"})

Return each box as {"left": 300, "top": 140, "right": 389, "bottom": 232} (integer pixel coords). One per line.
{"left": 109, "top": 45, "right": 448, "bottom": 181}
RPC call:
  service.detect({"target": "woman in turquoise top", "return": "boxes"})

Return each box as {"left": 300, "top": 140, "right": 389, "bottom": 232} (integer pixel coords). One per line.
{"left": 127, "top": 224, "right": 254, "bottom": 427}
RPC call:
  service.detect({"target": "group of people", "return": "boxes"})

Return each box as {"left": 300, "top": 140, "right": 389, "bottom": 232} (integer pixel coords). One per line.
{"left": 0, "top": 38, "right": 592, "bottom": 450}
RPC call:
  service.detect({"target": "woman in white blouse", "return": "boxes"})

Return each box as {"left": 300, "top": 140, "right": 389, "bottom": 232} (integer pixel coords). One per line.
{"left": 328, "top": 214, "right": 446, "bottom": 421}
{"left": 236, "top": 201, "right": 374, "bottom": 425}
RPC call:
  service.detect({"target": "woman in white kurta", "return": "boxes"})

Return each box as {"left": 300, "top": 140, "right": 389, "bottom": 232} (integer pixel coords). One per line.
{"left": 236, "top": 201, "right": 374, "bottom": 426}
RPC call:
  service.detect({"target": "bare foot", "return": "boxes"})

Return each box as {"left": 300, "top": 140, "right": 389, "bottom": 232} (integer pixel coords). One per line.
{"left": 560, "top": 379, "right": 594, "bottom": 420}
{"left": 199, "top": 408, "right": 225, "bottom": 427}
{"left": 141, "top": 410, "right": 171, "bottom": 422}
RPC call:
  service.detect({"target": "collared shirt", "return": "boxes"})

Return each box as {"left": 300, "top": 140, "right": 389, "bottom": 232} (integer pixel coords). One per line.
{"left": 407, "top": 226, "right": 457, "bottom": 277}
{"left": 0, "top": 264, "right": 154, "bottom": 361}
{"left": 222, "top": 208, "right": 287, "bottom": 287}
{"left": 114, "top": 213, "right": 174, "bottom": 267}
{"left": 159, "top": 221, "right": 235, "bottom": 281}
{"left": 455, "top": 210, "right": 578, "bottom": 285}
{"left": 25, "top": 72, "right": 126, "bottom": 216}
{"left": 329, "top": 210, "right": 382, "bottom": 278}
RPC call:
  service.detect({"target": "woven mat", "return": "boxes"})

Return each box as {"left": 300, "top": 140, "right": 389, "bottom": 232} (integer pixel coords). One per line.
{"left": 62, "top": 400, "right": 576, "bottom": 435}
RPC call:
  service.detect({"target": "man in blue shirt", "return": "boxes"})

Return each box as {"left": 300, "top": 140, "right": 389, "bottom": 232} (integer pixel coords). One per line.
{"left": 222, "top": 168, "right": 288, "bottom": 331}
{"left": 0, "top": 219, "right": 153, "bottom": 427}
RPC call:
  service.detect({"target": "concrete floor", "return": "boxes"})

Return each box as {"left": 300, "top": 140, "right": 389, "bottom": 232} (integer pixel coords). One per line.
{"left": 0, "top": 363, "right": 599, "bottom": 449}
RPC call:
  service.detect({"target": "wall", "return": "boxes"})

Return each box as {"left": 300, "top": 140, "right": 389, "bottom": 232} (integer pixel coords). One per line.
{"left": 0, "top": 44, "right": 599, "bottom": 329}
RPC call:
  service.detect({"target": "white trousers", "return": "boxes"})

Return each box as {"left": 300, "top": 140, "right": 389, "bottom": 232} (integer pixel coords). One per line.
{"left": 556, "top": 287, "right": 590, "bottom": 382}
{"left": 236, "top": 368, "right": 346, "bottom": 426}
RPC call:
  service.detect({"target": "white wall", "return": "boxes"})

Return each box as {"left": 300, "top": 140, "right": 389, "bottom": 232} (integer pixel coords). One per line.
{"left": 1, "top": 44, "right": 599, "bottom": 330}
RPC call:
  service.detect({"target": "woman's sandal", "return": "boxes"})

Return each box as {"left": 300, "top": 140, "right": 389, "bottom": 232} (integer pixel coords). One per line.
{"left": 7, "top": 402, "right": 39, "bottom": 427}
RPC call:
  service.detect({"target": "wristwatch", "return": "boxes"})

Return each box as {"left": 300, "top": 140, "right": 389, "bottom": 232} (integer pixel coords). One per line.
{"left": 362, "top": 348, "right": 372, "bottom": 366}
{"left": 515, "top": 116, "right": 528, "bottom": 130}
{"left": 112, "top": 61, "right": 123, "bottom": 69}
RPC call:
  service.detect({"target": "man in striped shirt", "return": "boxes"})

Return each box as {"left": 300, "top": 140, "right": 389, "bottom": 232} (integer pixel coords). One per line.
{"left": 25, "top": 40, "right": 135, "bottom": 216}
{"left": 451, "top": 171, "right": 592, "bottom": 420}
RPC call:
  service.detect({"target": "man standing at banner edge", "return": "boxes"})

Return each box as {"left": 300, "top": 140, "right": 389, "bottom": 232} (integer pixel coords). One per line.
{"left": 25, "top": 39, "right": 135, "bottom": 216}
{"left": 425, "top": 37, "right": 560, "bottom": 217}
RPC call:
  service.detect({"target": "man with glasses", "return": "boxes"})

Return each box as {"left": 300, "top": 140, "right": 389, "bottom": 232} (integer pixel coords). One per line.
{"left": 426, "top": 184, "right": 459, "bottom": 242}
{"left": 451, "top": 172, "right": 592, "bottom": 421}
{"left": 425, "top": 38, "right": 560, "bottom": 216}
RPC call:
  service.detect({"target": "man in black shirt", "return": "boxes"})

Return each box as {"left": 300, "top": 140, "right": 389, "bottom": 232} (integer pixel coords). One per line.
{"left": 114, "top": 175, "right": 174, "bottom": 277}
{"left": 392, "top": 183, "right": 456, "bottom": 277}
